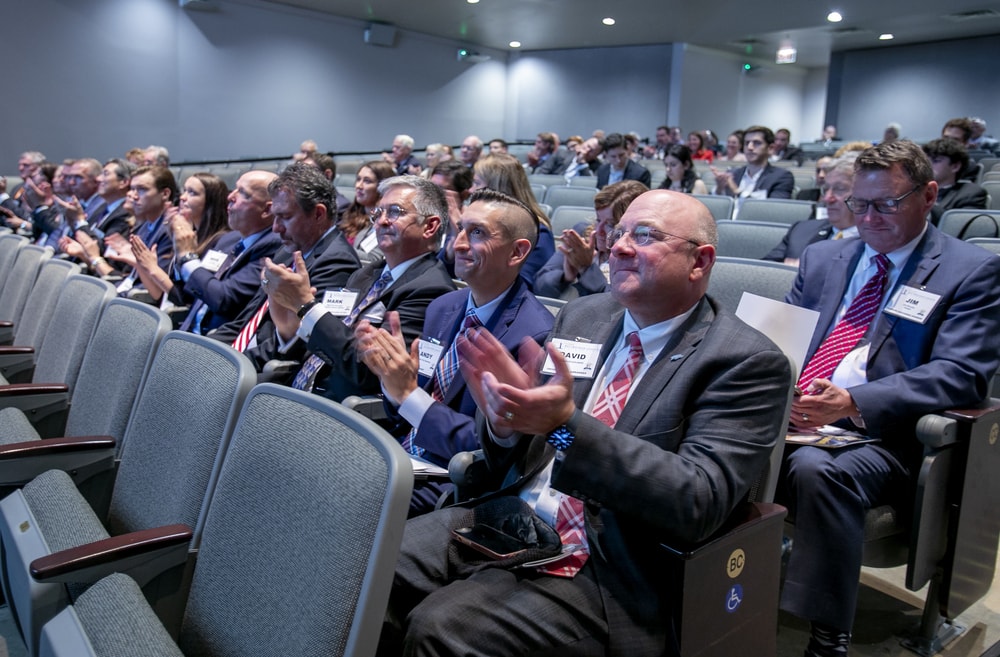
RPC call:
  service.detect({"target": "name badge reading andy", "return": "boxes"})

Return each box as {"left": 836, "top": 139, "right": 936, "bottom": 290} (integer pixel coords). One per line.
{"left": 884, "top": 285, "right": 940, "bottom": 324}
{"left": 321, "top": 290, "right": 358, "bottom": 316}
{"left": 417, "top": 339, "right": 445, "bottom": 377}
{"left": 541, "top": 338, "right": 603, "bottom": 379}
{"left": 200, "top": 249, "right": 228, "bottom": 272}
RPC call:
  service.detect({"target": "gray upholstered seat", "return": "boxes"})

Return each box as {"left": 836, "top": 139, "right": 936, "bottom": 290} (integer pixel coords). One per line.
{"left": 691, "top": 194, "right": 734, "bottom": 222}
{"left": 707, "top": 257, "right": 798, "bottom": 314}
{"left": 549, "top": 205, "right": 594, "bottom": 237}
{"left": 938, "top": 209, "right": 1000, "bottom": 239}
{"left": 543, "top": 185, "right": 597, "bottom": 211}
{"left": 1, "top": 259, "right": 79, "bottom": 349}
{"left": 0, "top": 244, "right": 51, "bottom": 342}
{"left": 38, "top": 384, "right": 413, "bottom": 657}
{"left": 0, "top": 331, "right": 256, "bottom": 654}
{"left": 736, "top": 198, "right": 816, "bottom": 225}
{"left": 715, "top": 221, "right": 790, "bottom": 259}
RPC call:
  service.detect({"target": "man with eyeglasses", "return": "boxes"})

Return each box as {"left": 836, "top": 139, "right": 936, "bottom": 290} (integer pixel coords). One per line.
{"left": 764, "top": 158, "right": 858, "bottom": 266}
{"left": 378, "top": 189, "right": 790, "bottom": 656}
{"left": 779, "top": 140, "right": 1000, "bottom": 657}
{"left": 259, "top": 175, "right": 455, "bottom": 401}
{"left": 459, "top": 135, "right": 484, "bottom": 168}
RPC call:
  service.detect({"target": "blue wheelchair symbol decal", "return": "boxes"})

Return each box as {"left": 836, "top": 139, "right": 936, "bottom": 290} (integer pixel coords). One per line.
{"left": 726, "top": 584, "right": 743, "bottom": 613}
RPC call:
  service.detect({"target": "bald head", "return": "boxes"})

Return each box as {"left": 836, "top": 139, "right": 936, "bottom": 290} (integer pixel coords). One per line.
{"left": 228, "top": 170, "right": 278, "bottom": 236}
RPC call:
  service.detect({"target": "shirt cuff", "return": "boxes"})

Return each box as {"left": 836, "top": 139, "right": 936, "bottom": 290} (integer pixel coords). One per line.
{"left": 296, "top": 304, "right": 330, "bottom": 341}
{"left": 275, "top": 331, "right": 300, "bottom": 354}
{"left": 398, "top": 386, "right": 434, "bottom": 429}
{"left": 180, "top": 258, "right": 202, "bottom": 281}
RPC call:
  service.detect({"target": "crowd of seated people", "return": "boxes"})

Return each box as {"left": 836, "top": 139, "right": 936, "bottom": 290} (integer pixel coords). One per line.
{"left": 3, "top": 114, "right": 999, "bottom": 656}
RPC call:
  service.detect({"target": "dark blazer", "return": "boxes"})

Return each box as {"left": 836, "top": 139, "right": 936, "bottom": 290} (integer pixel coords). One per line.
{"left": 771, "top": 146, "right": 805, "bottom": 166}
{"left": 94, "top": 202, "right": 132, "bottom": 239}
{"left": 763, "top": 219, "right": 833, "bottom": 262}
{"left": 787, "top": 224, "right": 1000, "bottom": 459}
{"left": 719, "top": 163, "right": 794, "bottom": 199}
{"left": 209, "top": 228, "right": 361, "bottom": 346}
{"left": 305, "top": 252, "right": 457, "bottom": 402}
{"left": 475, "top": 294, "right": 790, "bottom": 655}
{"left": 533, "top": 251, "right": 608, "bottom": 299}
{"left": 520, "top": 223, "right": 555, "bottom": 288}
{"left": 596, "top": 160, "right": 652, "bottom": 189}
{"left": 177, "top": 230, "right": 283, "bottom": 333}
{"left": 930, "top": 180, "right": 989, "bottom": 225}
{"left": 532, "top": 151, "right": 567, "bottom": 175}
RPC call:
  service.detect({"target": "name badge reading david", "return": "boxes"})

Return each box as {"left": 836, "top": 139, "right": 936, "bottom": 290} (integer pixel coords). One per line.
{"left": 200, "top": 249, "right": 228, "bottom": 272}
{"left": 884, "top": 285, "right": 940, "bottom": 324}
{"left": 417, "top": 339, "right": 445, "bottom": 377}
{"left": 541, "top": 338, "right": 603, "bottom": 379}
{"left": 322, "top": 290, "right": 358, "bottom": 316}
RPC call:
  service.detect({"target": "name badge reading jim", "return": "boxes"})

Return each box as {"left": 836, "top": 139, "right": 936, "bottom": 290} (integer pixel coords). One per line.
{"left": 542, "top": 338, "right": 603, "bottom": 379}
{"left": 417, "top": 340, "right": 445, "bottom": 377}
{"left": 884, "top": 285, "right": 940, "bottom": 324}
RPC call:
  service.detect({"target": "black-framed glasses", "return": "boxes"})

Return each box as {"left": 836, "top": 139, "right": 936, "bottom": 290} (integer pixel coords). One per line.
{"left": 369, "top": 204, "right": 423, "bottom": 224}
{"left": 844, "top": 184, "right": 924, "bottom": 215}
{"left": 607, "top": 226, "right": 701, "bottom": 248}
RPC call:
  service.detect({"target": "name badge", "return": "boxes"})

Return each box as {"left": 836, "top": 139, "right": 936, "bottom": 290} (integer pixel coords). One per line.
{"left": 600, "top": 261, "right": 610, "bottom": 285}
{"left": 322, "top": 290, "right": 358, "bottom": 316}
{"left": 200, "top": 249, "right": 227, "bottom": 272}
{"left": 541, "top": 338, "right": 603, "bottom": 379}
{"left": 417, "top": 339, "right": 445, "bottom": 377}
{"left": 359, "top": 230, "right": 379, "bottom": 254}
{"left": 884, "top": 285, "right": 941, "bottom": 324}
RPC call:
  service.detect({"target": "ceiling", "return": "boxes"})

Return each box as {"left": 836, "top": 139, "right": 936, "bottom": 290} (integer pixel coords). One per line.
{"left": 257, "top": 0, "right": 1000, "bottom": 68}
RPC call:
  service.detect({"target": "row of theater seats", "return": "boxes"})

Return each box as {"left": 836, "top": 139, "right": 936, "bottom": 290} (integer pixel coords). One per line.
{"left": 0, "top": 232, "right": 412, "bottom": 656}
{"left": 2, "top": 226, "right": 999, "bottom": 656}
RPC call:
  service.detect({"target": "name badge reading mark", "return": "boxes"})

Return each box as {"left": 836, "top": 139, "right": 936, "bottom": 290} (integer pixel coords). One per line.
{"left": 322, "top": 290, "right": 359, "bottom": 316}
{"left": 542, "top": 338, "right": 603, "bottom": 379}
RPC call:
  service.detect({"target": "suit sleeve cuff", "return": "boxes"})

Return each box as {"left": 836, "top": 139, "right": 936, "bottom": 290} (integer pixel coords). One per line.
{"left": 180, "top": 258, "right": 201, "bottom": 281}
{"left": 296, "top": 304, "right": 330, "bottom": 341}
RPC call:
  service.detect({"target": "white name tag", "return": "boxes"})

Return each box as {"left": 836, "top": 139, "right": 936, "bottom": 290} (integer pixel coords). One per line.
{"left": 541, "top": 338, "right": 603, "bottom": 379}
{"left": 322, "top": 290, "right": 358, "bottom": 316}
{"left": 417, "top": 339, "right": 445, "bottom": 377}
{"left": 884, "top": 285, "right": 941, "bottom": 324}
{"left": 600, "top": 261, "right": 610, "bottom": 284}
{"left": 359, "top": 230, "right": 379, "bottom": 253}
{"left": 200, "top": 249, "right": 227, "bottom": 272}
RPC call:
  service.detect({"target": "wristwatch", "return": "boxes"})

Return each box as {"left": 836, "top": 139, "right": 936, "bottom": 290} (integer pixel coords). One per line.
{"left": 547, "top": 425, "right": 575, "bottom": 451}
{"left": 176, "top": 252, "right": 199, "bottom": 266}
{"left": 296, "top": 299, "right": 320, "bottom": 319}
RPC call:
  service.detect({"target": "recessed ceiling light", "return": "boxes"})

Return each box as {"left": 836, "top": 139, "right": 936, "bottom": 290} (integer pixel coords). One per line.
{"left": 827, "top": 11, "right": 842, "bottom": 22}
{"left": 467, "top": 0, "right": 479, "bottom": 3}
{"left": 509, "top": 40, "right": 521, "bottom": 48}
{"left": 879, "top": 33, "right": 894, "bottom": 40}
{"left": 602, "top": 17, "right": 616, "bottom": 26}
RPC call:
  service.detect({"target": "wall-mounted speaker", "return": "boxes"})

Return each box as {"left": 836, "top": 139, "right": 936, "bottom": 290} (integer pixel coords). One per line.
{"left": 364, "top": 23, "right": 397, "bottom": 47}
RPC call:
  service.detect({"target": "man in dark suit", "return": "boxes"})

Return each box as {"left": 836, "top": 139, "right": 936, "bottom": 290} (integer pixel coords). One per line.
{"left": 764, "top": 158, "right": 858, "bottom": 265}
{"left": 527, "top": 132, "right": 567, "bottom": 174}
{"left": 713, "top": 125, "right": 795, "bottom": 218}
{"left": 65, "top": 158, "right": 107, "bottom": 225}
{"left": 208, "top": 162, "right": 361, "bottom": 357}
{"left": 356, "top": 189, "right": 554, "bottom": 514}
{"left": 174, "top": 170, "right": 282, "bottom": 334}
{"left": 379, "top": 190, "right": 791, "bottom": 656}
{"left": 922, "top": 138, "right": 988, "bottom": 225}
{"left": 770, "top": 128, "right": 806, "bottom": 166}
{"left": 261, "top": 175, "right": 456, "bottom": 402}
{"left": 383, "top": 134, "right": 422, "bottom": 176}
{"left": 595, "top": 132, "right": 651, "bottom": 189}
{"left": 57, "top": 158, "right": 136, "bottom": 269}
{"left": 780, "top": 140, "right": 1000, "bottom": 657}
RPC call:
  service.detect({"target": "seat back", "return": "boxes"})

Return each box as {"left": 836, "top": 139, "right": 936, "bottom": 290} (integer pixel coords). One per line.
{"left": 543, "top": 185, "right": 597, "bottom": 211}
{"left": 536, "top": 296, "right": 567, "bottom": 317}
{"left": 938, "top": 209, "right": 1000, "bottom": 239}
{"left": 107, "top": 332, "right": 256, "bottom": 535}
{"left": 967, "top": 237, "right": 1000, "bottom": 255}
{"left": 707, "top": 257, "right": 797, "bottom": 314}
{"left": 691, "top": 194, "right": 735, "bottom": 222}
{"left": 715, "top": 221, "right": 790, "bottom": 259}
{"left": 0, "top": 244, "right": 51, "bottom": 322}
{"left": 12, "top": 259, "right": 80, "bottom": 350}
{"left": 549, "top": 205, "right": 594, "bottom": 236}
{"left": 983, "top": 181, "right": 1000, "bottom": 210}
{"left": 0, "top": 233, "right": 27, "bottom": 290}
{"left": 736, "top": 198, "right": 815, "bottom": 225}
{"left": 64, "top": 299, "right": 172, "bottom": 440}
{"left": 32, "top": 275, "right": 116, "bottom": 390}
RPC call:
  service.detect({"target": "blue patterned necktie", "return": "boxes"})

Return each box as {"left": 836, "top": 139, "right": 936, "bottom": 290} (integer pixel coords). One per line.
{"left": 401, "top": 308, "right": 481, "bottom": 456}
{"left": 292, "top": 269, "right": 393, "bottom": 392}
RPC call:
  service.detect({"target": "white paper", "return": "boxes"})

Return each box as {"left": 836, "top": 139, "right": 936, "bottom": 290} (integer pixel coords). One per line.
{"left": 735, "top": 292, "right": 819, "bottom": 380}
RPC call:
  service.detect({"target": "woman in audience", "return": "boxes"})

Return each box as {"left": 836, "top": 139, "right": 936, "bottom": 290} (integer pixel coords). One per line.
{"left": 718, "top": 131, "right": 747, "bottom": 163}
{"left": 534, "top": 180, "right": 648, "bottom": 299}
{"left": 470, "top": 153, "right": 555, "bottom": 284}
{"left": 130, "top": 172, "right": 230, "bottom": 306}
{"left": 338, "top": 160, "right": 394, "bottom": 258}
{"left": 658, "top": 144, "right": 708, "bottom": 194}
{"left": 687, "top": 131, "right": 714, "bottom": 162}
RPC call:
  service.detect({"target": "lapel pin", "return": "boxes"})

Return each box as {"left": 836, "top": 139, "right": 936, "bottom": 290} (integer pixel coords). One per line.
{"left": 669, "top": 354, "right": 684, "bottom": 361}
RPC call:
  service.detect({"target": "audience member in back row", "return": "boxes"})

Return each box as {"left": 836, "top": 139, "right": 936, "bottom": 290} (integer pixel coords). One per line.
{"left": 383, "top": 134, "right": 422, "bottom": 176}
{"left": 471, "top": 154, "right": 555, "bottom": 286}
{"left": 796, "top": 155, "right": 834, "bottom": 202}
{"left": 430, "top": 160, "right": 475, "bottom": 268}
{"left": 770, "top": 128, "right": 806, "bottom": 166}
{"left": 129, "top": 172, "right": 231, "bottom": 307}
{"left": 300, "top": 152, "right": 350, "bottom": 220}
{"left": 687, "top": 131, "right": 714, "bottom": 162}
{"left": 378, "top": 189, "right": 790, "bottom": 656}
{"left": 922, "top": 138, "right": 988, "bottom": 225}
{"left": 712, "top": 125, "right": 794, "bottom": 217}
{"left": 658, "top": 144, "right": 708, "bottom": 194}
{"left": 764, "top": 158, "right": 858, "bottom": 266}
{"left": 58, "top": 158, "right": 136, "bottom": 268}
{"left": 356, "top": 189, "right": 554, "bottom": 515}
{"left": 534, "top": 180, "right": 647, "bottom": 300}
{"left": 780, "top": 140, "right": 1000, "bottom": 657}
{"left": 337, "top": 160, "right": 395, "bottom": 261}
{"left": 596, "top": 133, "right": 651, "bottom": 189}
{"left": 261, "top": 175, "right": 455, "bottom": 401}
{"left": 208, "top": 162, "right": 361, "bottom": 357}
{"left": 718, "top": 130, "right": 747, "bottom": 164}
{"left": 176, "top": 170, "right": 283, "bottom": 334}
{"left": 526, "top": 132, "right": 566, "bottom": 175}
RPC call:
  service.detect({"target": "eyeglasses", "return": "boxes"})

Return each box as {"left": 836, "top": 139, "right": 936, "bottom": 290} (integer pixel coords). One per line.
{"left": 819, "top": 184, "right": 852, "bottom": 199}
{"left": 844, "top": 184, "right": 924, "bottom": 215}
{"left": 607, "top": 226, "right": 701, "bottom": 248}
{"left": 369, "top": 204, "right": 423, "bottom": 224}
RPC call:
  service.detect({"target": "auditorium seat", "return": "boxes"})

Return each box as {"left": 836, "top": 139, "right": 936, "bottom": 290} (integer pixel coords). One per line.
{"left": 715, "top": 221, "right": 790, "bottom": 259}
{"left": 937, "top": 209, "right": 1000, "bottom": 239}
{"left": 736, "top": 198, "right": 815, "bottom": 226}
{"left": 691, "top": 194, "right": 735, "bottom": 222}
{"left": 0, "top": 245, "right": 51, "bottom": 343}
{"left": 0, "top": 258, "right": 78, "bottom": 348}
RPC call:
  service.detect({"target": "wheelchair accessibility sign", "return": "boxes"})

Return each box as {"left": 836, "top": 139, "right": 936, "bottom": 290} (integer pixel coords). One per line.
{"left": 725, "top": 584, "right": 744, "bottom": 613}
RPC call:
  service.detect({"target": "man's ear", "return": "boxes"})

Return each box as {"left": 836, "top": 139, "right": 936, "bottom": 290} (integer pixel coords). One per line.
{"left": 422, "top": 215, "right": 442, "bottom": 240}
{"left": 509, "top": 238, "right": 532, "bottom": 267}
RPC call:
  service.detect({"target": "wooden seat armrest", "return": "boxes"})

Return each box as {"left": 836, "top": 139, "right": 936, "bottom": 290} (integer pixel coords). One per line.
{"left": 0, "top": 346, "right": 34, "bottom": 355}
{"left": 0, "top": 383, "right": 69, "bottom": 397}
{"left": 30, "top": 524, "right": 193, "bottom": 584}
{"left": 0, "top": 435, "right": 115, "bottom": 459}
{"left": 0, "top": 321, "right": 12, "bottom": 329}
{"left": 943, "top": 397, "right": 1000, "bottom": 421}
